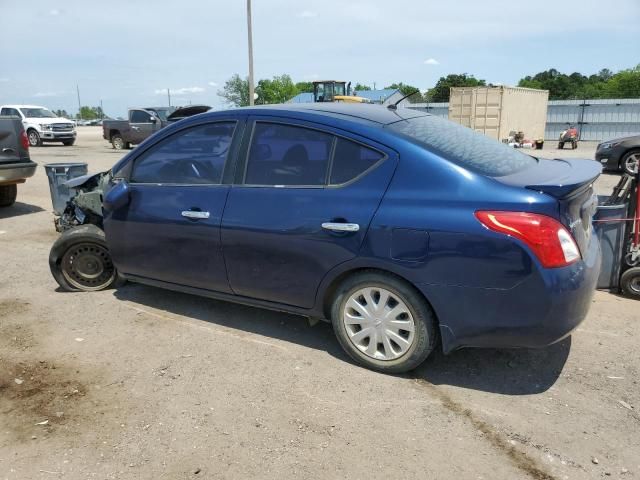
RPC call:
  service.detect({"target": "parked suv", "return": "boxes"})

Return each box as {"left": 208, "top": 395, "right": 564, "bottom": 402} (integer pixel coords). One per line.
{"left": 0, "top": 115, "right": 36, "bottom": 206}
{"left": 0, "top": 105, "right": 76, "bottom": 147}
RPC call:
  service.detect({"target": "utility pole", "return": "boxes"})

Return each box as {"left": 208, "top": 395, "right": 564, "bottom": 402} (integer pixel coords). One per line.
{"left": 76, "top": 84, "right": 82, "bottom": 120}
{"left": 99, "top": 99, "right": 104, "bottom": 119}
{"left": 247, "top": 0, "right": 255, "bottom": 106}
{"left": 167, "top": 88, "right": 171, "bottom": 106}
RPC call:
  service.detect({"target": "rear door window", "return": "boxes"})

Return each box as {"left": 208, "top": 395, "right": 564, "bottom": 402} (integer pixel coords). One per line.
{"left": 131, "top": 122, "right": 235, "bottom": 184}
{"left": 244, "top": 123, "right": 333, "bottom": 186}
{"left": 387, "top": 115, "right": 537, "bottom": 177}
{"left": 329, "top": 138, "right": 384, "bottom": 185}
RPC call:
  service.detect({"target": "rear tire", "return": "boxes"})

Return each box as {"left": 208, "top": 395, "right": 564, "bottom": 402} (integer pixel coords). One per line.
{"left": 111, "top": 135, "right": 126, "bottom": 150}
{"left": 572, "top": 141, "right": 578, "bottom": 149}
{"left": 558, "top": 142, "right": 564, "bottom": 149}
{"left": 330, "top": 271, "right": 438, "bottom": 373}
{"left": 620, "top": 267, "right": 640, "bottom": 299}
{"left": 0, "top": 184, "right": 17, "bottom": 207}
{"left": 49, "top": 224, "right": 126, "bottom": 292}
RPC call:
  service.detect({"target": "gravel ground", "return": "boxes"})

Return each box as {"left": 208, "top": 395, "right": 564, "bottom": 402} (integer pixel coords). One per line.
{"left": 0, "top": 129, "right": 638, "bottom": 480}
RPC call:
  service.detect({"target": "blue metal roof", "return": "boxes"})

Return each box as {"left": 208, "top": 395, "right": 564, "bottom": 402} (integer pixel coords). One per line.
{"left": 354, "top": 89, "right": 398, "bottom": 102}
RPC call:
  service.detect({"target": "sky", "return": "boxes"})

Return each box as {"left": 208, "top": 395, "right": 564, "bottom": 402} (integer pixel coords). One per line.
{"left": 0, "top": 0, "right": 638, "bottom": 117}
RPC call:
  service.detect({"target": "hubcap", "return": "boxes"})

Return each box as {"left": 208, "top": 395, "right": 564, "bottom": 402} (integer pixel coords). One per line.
{"left": 625, "top": 153, "right": 639, "bottom": 174}
{"left": 113, "top": 138, "right": 123, "bottom": 149}
{"left": 342, "top": 287, "right": 415, "bottom": 361}
{"left": 61, "top": 243, "right": 115, "bottom": 291}
{"left": 28, "top": 131, "right": 39, "bottom": 146}
{"left": 630, "top": 276, "right": 640, "bottom": 294}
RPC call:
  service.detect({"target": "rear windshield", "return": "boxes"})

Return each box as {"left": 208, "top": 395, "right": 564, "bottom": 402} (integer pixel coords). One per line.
{"left": 387, "top": 115, "right": 537, "bottom": 177}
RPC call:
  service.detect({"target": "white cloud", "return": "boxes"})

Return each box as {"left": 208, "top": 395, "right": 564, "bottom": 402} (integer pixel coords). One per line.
{"left": 208, "top": 81, "right": 218, "bottom": 87}
{"left": 0, "top": 78, "right": 9, "bottom": 82}
{"left": 297, "top": 10, "right": 318, "bottom": 18}
{"left": 423, "top": 58, "right": 440, "bottom": 65}
{"left": 49, "top": 9, "right": 60, "bottom": 16}
{"left": 155, "top": 86, "right": 205, "bottom": 95}
{"left": 33, "top": 92, "right": 60, "bottom": 97}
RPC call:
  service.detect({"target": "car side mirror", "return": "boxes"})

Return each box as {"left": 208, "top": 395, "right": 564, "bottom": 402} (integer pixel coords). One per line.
{"left": 149, "top": 116, "right": 157, "bottom": 123}
{"left": 103, "top": 179, "right": 130, "bottom": 212}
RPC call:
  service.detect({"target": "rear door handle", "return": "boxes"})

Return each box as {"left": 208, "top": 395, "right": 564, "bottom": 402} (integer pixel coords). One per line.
{"left": 322, "top": 222, "right": 360, "bottom": 232}
{"left": 181, "top": 210, "right": 210, "bottom": 219}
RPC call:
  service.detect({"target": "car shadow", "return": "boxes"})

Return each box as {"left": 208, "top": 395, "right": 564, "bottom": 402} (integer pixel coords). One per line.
{"left": 412, "top": 337, "right": 571, "bottom": 395}
{"left": 112, "top": 283, "right": 345, "bottom": 358}
{"left": 0, "top": 202, "right": 45, "bottom": 219}
{"left": 112, "top": 283, "right": 570, "bottom": 395}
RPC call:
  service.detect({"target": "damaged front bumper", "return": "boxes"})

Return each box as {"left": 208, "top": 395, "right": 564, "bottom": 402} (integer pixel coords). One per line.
{"left": 54, "top": 171, "right": 110, "bottom": 232}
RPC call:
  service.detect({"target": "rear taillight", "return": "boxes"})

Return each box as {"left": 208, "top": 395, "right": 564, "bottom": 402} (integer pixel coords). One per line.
{"left": 475, "top": 211, "right": 581, "bottom": 268}
{"left": 20, "top": 130, "right": 29, "bottom": 150}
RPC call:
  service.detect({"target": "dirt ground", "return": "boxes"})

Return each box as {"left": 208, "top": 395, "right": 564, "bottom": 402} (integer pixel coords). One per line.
{"left": 0, "top": 128, "right": 638, "bottom": 480}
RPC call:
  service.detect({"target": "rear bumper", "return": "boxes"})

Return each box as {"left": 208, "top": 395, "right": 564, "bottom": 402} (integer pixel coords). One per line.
{"left": 419, "top": 233, "right": 601, "bottom": 353}
{"left": 0, "top": 161, "right": 37, "bottom": 184}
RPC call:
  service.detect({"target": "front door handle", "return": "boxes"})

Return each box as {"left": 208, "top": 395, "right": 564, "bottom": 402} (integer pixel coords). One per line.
{"left": 321, "top": 222, "right": 360, "bottom": 232}
{"left": 181, "top": 210, "right": 210, "bottom": 219}
{"left": 131, "top": 126, "right": 140, "bottom": 131}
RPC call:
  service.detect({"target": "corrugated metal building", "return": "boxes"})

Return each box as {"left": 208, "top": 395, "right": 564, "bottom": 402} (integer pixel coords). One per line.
{"left": 409, "top": 97, "right": 640, "bottom": 141}
{"left": 545, "top": 98, "right": 640, "bottom": 141}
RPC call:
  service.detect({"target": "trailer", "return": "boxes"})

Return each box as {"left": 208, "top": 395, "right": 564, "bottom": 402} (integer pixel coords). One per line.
{"left": 448, "top": 86, "right": 549, "bottom": 144}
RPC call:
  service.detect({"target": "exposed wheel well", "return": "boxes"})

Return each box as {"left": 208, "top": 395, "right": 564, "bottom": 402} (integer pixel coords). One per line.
{"left": 321, "top": 267, "right": 439, "bottom": 326}
{"left": 109, "top": 129, "right": 121, "bottom": 139}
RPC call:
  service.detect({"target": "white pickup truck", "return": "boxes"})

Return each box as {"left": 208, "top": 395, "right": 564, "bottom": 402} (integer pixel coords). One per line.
{"left": 0, "top": 105, "right": 77, "bottom": 147}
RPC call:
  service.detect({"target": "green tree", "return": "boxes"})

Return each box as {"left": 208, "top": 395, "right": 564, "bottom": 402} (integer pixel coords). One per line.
{"left": 76, "top": 106, "right": 104, "bottom": 120}
{"left": 54, "top": 109, "right": 70, "bottom": 118}
{"left": 256, "top": 74, "right": 298, "bottom": 104}
{"left": 295, "top": 81, "right": 314, "bottom": 93}
{"left": 604, "top": 65, "right": 640, "bottom": 98}
{"left": 219, "top": 74, "right": 250, "bottom": 107}
{"left": 385, "top": 82, "right": 423, "bottom": 102}
{"left": 427, "top": 74, "right": 486, "bottom": 102}
{"left": 353, "top": 83, "right": 371, "bottom": 91}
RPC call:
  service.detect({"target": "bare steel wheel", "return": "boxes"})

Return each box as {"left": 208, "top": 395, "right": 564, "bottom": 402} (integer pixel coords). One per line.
{"left": 343, "top": 287, "right": 416, "bottom": 360}
{"left": 61, "top": 242, "right": 115, "bottom": 291}
{"left": 331, "top": 271, "right": 438, "bottom": 373}
{"left": 50, "top": 225, "right": 125, "bottom": 292}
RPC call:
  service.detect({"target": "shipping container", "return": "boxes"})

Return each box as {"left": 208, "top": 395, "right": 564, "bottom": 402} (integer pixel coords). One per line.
{"left": 448, "top": 86, "right": 549, "bottom": 142}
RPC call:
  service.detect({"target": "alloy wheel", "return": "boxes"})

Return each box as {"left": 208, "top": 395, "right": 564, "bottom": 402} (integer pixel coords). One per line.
{"left": 624, "top": 153, "right": 639, "bottom": 175}
{"left": 28, "top": 131, "right": 40, "bottom": 146}
{"left": 342, "top": 286, "right": 416, "bottom": 361}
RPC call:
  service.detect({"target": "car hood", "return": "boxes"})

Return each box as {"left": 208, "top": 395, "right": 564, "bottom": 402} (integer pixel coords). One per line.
{"left": 167, "top": 105, "right": 211, "bottom": 121}
{"left": 600, "top": 135, "right": 640, "bottom": 145}
{"left": 24, "top": 117, "right": 72, "bottom": 125}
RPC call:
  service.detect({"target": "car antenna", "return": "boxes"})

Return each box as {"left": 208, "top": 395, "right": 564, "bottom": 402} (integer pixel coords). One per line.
{"left": 387, "top": 89, "right": 421, "bottom": 110}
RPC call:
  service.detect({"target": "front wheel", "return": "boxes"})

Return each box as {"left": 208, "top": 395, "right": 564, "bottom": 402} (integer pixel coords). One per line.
{"left": 49, "top": 224, "right": 125, "bottom": 292}
{"left": 330, "top": 271, "right": 438, "bottom": 373}
{"left": 27, "top": 129, "right": 42, "bottom": 147}
{"left": 621, "top": 150, "right": 640, "bottom": 176}
{"left": 572, "top": 141, "right": 578, "bottom": 149}
{"left": 557, "top": 142, "right": 564, "bottom": 149}
{"left": 620, "top": 267, "right": 640, "bottom": 299}
{"left": 62, "top": 139, "right": 75, "bottom": 146}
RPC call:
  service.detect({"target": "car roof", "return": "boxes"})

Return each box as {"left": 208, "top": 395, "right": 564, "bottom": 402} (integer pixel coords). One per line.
{"left": 207, "top": 103, "right": 428, "bottom": 126}
{"left": 0, "top": 104, "right": 47, "bottom": 109}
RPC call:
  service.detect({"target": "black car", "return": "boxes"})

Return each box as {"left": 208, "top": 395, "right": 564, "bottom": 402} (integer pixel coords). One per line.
{"left": 595, "top": 135, "right": 640, "bottom": 175}
{"left": 0, "top": 115, "right": 36, "bottom": 206}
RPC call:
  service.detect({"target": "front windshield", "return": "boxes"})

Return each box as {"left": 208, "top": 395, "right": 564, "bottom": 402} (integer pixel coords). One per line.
{"left": 21, "top": 108, "right": 57, "bottom": 118}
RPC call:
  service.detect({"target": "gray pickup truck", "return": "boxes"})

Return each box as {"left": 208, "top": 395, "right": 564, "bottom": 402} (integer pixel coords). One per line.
{"left": 102, "top": 105, "right": 210, "bottom": 150}
{"left": 0, "top": 116, "right": 37, "bottom": 207}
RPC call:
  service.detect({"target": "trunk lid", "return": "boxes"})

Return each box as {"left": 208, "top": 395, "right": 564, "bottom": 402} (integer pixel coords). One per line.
{"left": 497, "top": 158, "right": 601, "bottom": 256}
{"left": 0, "top": 116, "right": 29, "bottom": 165}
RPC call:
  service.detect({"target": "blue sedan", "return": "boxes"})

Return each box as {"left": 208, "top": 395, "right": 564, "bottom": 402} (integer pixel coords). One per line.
{"left": 49, "top": 103, "right": 602, "bottom": 373}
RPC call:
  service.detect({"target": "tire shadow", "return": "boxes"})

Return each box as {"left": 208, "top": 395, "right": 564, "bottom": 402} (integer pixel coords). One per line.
{"left": 0, "top": 202, "right": 45, "bottom": 219}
